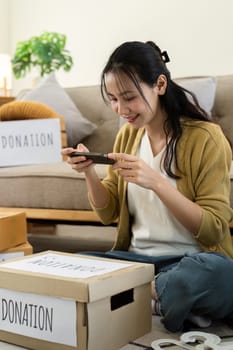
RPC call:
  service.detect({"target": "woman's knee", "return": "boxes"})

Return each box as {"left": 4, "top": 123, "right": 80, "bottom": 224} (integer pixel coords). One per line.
{"left": 157, "top": 252, "right": 233, "bottom": 301}
{"left": 187, "top": 252, "right": 233, "bottom": 286}
{"left": 155, "top": 252, "right": 233, "bottom": 330}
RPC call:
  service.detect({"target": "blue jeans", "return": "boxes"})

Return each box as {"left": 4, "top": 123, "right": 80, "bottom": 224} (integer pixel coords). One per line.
{"left": 82, "top": 250, "right": 233, "bottom": 332}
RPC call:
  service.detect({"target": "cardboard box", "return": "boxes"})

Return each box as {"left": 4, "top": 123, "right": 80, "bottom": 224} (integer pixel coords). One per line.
{"left": 0, "top": 241, "right": 33, "bottom": 262}
{"left": 0, "top": 251, "right": 154, "bottom": 350}
{"left": 0, "top": 211, "right": 27, "bottom": 251}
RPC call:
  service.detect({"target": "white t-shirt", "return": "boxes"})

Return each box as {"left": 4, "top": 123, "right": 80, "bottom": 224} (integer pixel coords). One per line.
{"left": 128, "top": 132, "right": 201, "bottom": 256}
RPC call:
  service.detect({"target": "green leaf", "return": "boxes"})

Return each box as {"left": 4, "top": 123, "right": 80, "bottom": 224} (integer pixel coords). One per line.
{"left": 11, "top": 31, "right": 74, "bottom": 79}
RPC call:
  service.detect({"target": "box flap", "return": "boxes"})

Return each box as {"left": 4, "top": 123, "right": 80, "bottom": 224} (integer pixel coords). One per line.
{"left": 0, "top": 211, "right": 26, "bottom": 219}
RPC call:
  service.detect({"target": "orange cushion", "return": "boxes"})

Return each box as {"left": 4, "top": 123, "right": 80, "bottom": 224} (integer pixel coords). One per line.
{"left": 0, "top": 100, "right": 62, "bottom": 121}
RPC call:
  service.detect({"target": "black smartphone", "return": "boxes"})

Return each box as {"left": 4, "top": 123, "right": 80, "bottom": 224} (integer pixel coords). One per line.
{"left": 69, "top": 151, "right": 116, "bottom": 165}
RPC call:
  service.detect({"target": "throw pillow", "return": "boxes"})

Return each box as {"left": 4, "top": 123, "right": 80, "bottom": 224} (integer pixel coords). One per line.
{"left": 0, "top": 100, "right": 61, "bottom": 121}
{"left": 119, "top": 76, "right": 217, "bottom": 128}
{"left": 18, "top": 73, "right": 97, "bottom": 147}
{"left": 175, "top": 76, "right": 217, "bottom": 117}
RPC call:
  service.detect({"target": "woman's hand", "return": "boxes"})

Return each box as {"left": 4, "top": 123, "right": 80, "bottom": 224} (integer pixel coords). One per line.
{"left": 62, "top": 144, "right": 109, "bottom": 208}
{"left": 61, "top": 144, "right": 95, "bottom": 173}
{"left": 108, "top": 152, "right": 160, "bottom": 190}
{"left": 109, "top": 152, "right": 202, "bottom": 234}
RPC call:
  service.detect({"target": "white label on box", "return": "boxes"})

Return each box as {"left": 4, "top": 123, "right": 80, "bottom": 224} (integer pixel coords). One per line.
{"left": 0, "top": 288, "right": 77, "bottom": 347}
{"left": 0, "top": 251, "right": 24, "bottom": 262}
{"left": 0, "top": 119, "right": 62, "bottom": 166}
{"left": 1, "top": 252, "right": 132, "bottom": 278}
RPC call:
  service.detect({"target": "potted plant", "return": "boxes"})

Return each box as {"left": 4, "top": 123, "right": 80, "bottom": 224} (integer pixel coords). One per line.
{"left": 11, "top": 31, "right": 73, "bottom": 79}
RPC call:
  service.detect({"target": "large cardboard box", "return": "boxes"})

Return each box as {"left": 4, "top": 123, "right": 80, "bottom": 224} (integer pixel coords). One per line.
{"left": 0, "top": 241, "right": 33, "bottom": 262}
{"left": 0, "top": 211, "right": 27, "bottom": 251}
{"left": 0, "top": 251, "right": 154, "bottom": 350}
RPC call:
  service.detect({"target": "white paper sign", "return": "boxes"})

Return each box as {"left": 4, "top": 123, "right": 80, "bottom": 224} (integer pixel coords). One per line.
{"left": 0, "top": 118, "right": 62, "bottom": 166}
{"left": 1, "top": 252, "right": 132, "bottom": 279}
{"left": 0, "top": 288, "right": 77, "bottom": 346}
{"left": 0, "top": 251, "right": 24, "bottom": 262}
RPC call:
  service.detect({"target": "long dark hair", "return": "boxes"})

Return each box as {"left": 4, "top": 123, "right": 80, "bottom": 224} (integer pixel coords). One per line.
{"left": 101, "top": 41, "right": 210, "bottom": 178}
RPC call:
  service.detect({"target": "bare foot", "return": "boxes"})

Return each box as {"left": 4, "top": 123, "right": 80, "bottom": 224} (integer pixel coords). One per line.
{"left": 151, "top": 280, "right": 157, "bottom": 300}
{"left": 151, "top": 280, "right": 158, "bottom": 315}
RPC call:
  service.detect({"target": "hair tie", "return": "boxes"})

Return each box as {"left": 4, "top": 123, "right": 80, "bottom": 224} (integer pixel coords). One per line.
{"left": 161, "top": 51, "right": 170, "bottom": 64}
{"left": 145, "top": 41, "right": 170, "bottom": 64}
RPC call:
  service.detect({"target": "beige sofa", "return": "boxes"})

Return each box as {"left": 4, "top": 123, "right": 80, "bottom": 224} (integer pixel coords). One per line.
{"left": 0, "top": 75, "right": 232, "bottom": 252}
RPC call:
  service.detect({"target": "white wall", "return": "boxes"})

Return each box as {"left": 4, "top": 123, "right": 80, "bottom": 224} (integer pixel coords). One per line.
{"left": 6, "top": 0, "right": 233, "bottom": 94}
{"left": 0, "top": 0, "right": 10, "bottom": 53}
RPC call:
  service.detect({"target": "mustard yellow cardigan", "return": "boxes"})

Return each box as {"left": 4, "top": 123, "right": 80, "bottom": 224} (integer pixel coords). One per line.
{"left": 91, "top": 120, "right": 233, "bottom": 258}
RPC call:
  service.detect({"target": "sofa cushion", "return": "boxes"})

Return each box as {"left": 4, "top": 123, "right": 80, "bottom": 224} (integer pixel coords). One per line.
{"left": 18, "top": 73, "right": 97, "bottom": 148}
{"left": 212, "top": 75, "right": 233, "bottom": 150}
{"left": 0, "top": 162, "right": 107, "bottom": 210}
{"left": 0, "top": 160, "right": 232, "bottom": 211}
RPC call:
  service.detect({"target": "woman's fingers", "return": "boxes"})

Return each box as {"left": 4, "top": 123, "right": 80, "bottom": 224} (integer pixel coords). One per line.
{"left": 108, "top": 153, "right": 136, "bottom": 170}
{"left": 61, "top": 147, "right": 75, "bottom": 156}
{"left": 61, "top": 145, "right": 94, "bottom": 172}
{"left": 108, "top": 152, "right": 136, "bottom": 162}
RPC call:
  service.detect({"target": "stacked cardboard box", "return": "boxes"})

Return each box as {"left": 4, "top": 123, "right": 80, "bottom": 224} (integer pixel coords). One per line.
{"left": 0, "top": 251, "right": 154, "bottom": 350}
{"left": 0, "top": 211, "right": 33, "bottom": 260}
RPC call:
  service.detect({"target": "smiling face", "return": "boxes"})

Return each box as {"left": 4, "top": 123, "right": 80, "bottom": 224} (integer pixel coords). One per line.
{"left": 105, "top": 71, "right": 167, "bottom": 129}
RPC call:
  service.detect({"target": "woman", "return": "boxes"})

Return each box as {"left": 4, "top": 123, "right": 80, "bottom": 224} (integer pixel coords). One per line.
{"left": 62, "top": 41, "right": 233, "bottom": 332}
